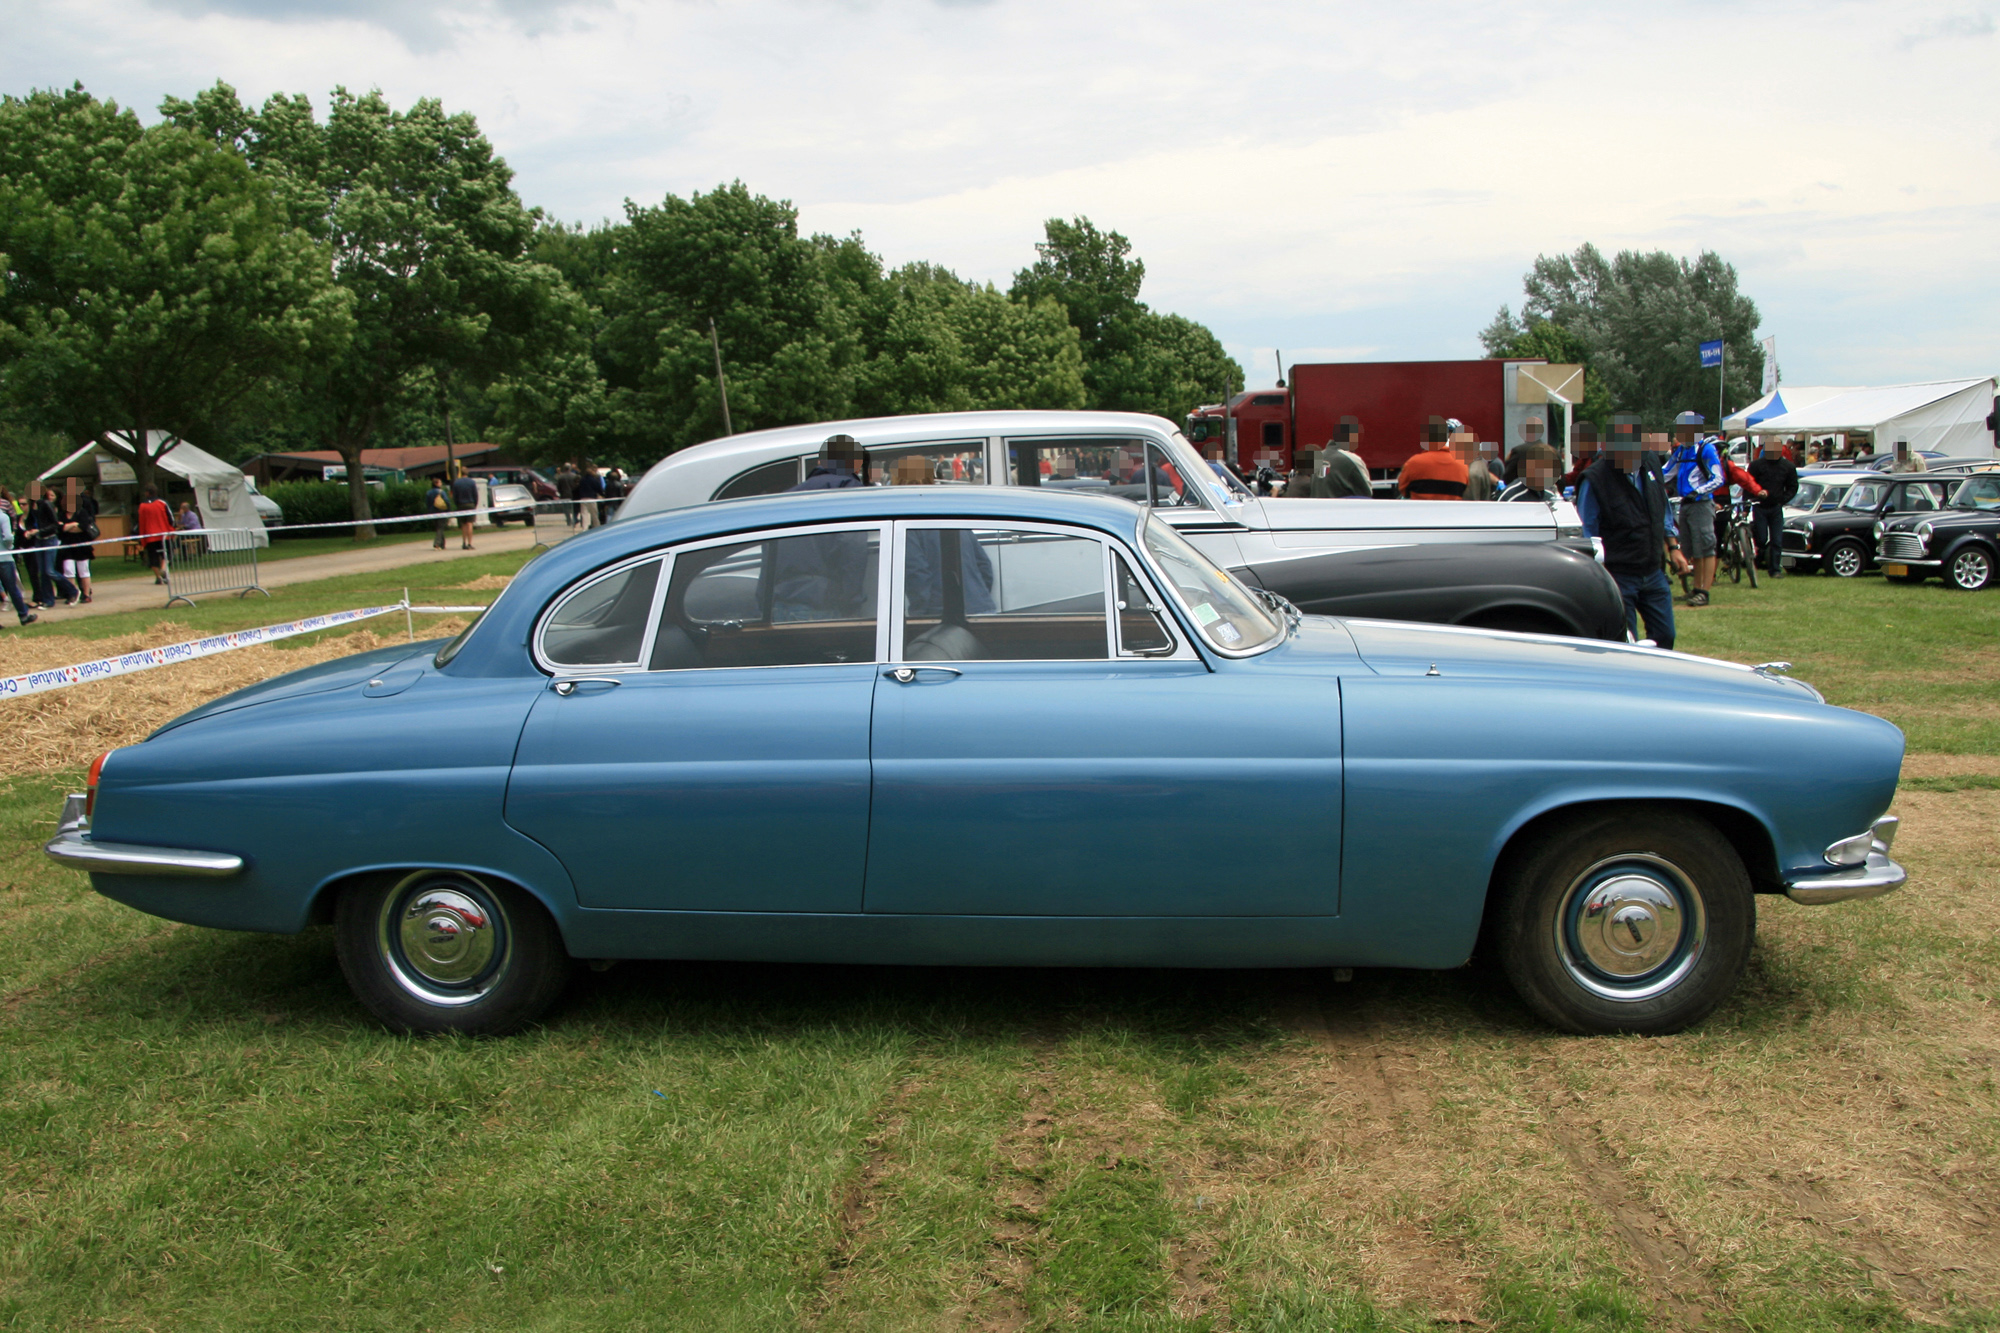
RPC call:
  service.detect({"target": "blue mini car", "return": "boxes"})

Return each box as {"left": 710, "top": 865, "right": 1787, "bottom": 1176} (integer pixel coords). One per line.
{"left": 48, "top": 487, "right": 1907, "bottom": 1036}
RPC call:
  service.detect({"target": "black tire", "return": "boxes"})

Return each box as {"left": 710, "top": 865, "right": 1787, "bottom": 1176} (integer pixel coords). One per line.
{"left": 1491, "top": 807, "right": 1755, "bottom": 1035}
{"left": 1825, "top": 538, "right": 1867, "bottom": 578}
{"left": 1739, "top": 533, "right": 1759, "bottom": 588}
{"left": 335, "top": 870, "right": 572, "bottom": 1034}
{"left": 1945, "top": 544, "right": 1995, "bottom": 592}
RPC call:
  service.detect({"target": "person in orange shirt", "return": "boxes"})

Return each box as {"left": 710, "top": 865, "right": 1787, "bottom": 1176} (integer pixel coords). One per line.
{"left": 135, "top": 486, "right": 174, "bottom": 586}
{"left": 1397, "top": 416, "right": 1470, "bottom": 499}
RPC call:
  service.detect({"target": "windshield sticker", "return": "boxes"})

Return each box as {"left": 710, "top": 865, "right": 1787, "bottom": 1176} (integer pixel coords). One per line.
{"left": 1213, "top": 621, "right": 1243, "bottom": 645}
{"left": 1191, "top": 602, "right": 1220, "bottom": 626}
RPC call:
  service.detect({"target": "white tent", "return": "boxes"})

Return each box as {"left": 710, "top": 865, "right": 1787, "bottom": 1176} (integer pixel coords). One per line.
{"left": 1722, "top": 386, "right": 1855, "bottom": 433}
{"left": 42, "top": 433, "right": 270, "bottom": 547}
{"left": 1746, "top": 378, "right": 1998, "bottom": 457}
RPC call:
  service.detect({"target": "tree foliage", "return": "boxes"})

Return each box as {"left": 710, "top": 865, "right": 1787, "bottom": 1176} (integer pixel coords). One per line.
{"left": 1481, "top": 243, "right": 1762, "bottom": 428}
{"left": 0, "top": 85, "right": 350, "bottom": 495}
{"left": 162, "top": 82, "right": 585, "bottom": 534}
{"left": 1010, "top": 218, "right": 1242, "bottom": 421}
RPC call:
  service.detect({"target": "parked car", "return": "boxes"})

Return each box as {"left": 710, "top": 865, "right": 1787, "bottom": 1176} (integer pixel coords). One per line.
{"left": 469, "top": 466, "right": 558, "bottom": 502}
{"left": 1781, "top": 474, "right": 1959, "bottom": 577}
{"left": 1803, "top": 449, "right": 1948, "bottom": 473}
{"left": 1875, "top": 471, "right": 2000, "bottom": 590}
{"left": 49, "top": 487, "right": 1905, "bottom": 1038}
{"left": 241, "top": 475, "right": 284, "bottom": 527}
{"left": 615, "top": 411, "right": 1628, "bottom": 641}
{"left": 486, "top": 482, "right": 537, "bottom": 525}
{"left": 1785, "top": 471, "right": 1873, "bottom": 517}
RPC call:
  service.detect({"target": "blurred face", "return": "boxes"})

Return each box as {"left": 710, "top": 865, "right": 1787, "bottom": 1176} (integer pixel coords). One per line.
{"left": 1612, "top": 442, "right": 1642, "bottom": 472}
{"left": 1526, "top": 458, "right": 1556, "bottom": 491}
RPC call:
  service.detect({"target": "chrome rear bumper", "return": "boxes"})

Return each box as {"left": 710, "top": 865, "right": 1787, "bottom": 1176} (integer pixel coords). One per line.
{"left": 43, "top": 793, "right": 245, "bottom": 879}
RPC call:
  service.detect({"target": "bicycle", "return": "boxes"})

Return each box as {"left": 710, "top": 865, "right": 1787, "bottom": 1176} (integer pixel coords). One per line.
{"left": 1719, "top": 499, "right": 1759, "bottom": 588}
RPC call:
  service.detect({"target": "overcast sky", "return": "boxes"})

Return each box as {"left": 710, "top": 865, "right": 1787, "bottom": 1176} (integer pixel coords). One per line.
{"left": 9, "top": 0, "right": 1996, "bottom": 394}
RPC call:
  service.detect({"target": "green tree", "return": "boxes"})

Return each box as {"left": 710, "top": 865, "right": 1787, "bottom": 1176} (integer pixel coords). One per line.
{"left": 1483, "top": 243, "right": 1762, "bottom": 429}
{"left": 0, "top": 86, "right": 350, "bottom": 497}
{"left": 164, "top": 83, "right": 585, "bottom": 536}
{"left": 596, "top": 182, "right": 867, "bottom": 458}
{"left": 1010, "top": 217, "right": 1242, "bottom": 422}
{"left": 858, "top": 264, "right": 1085, "bottom": 415}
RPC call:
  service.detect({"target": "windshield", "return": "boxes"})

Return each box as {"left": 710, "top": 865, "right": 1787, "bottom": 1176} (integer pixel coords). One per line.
{"left": 1162, "top": 430, "right": 1251, "bottom": 502}
{"left": 1141, "top": 515, "right": 1282, "bottom": 654}
{"left": 1842, "top": 481, "right": 1888, "bottom": 511}
{"left": 1951, "top": 476, "right": 2000, "bottom": 511}
{"left": 1791, "top": 482, "right": 1823, "bottom": 510}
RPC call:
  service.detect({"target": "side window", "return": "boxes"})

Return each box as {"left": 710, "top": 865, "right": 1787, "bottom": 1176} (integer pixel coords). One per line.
{"left": 865, "top": 441, "right": 987, "bottom": 487}
{"left": 1906, "top": 483, "right": 1944, "bottom": 511}
{"left": 1113, "top": 554, "right": 1175, "bottom": 656}
{"left": 713, "top": 457, "right": 805, "bottom": 501}
{"left": 1145, "top": 442, "right": 1206, "bottom": 509}
{"left": 652, "top": 529, "right": 880, "bottom": 671}
{"left": 541, "top": 559, "right": 664, "bottom": 669}
{"left": 1005, "top": 437, "right": 1149, "bottom": 501}
{"left": 902, "top": 528, "right": 1108, "bottom": 662}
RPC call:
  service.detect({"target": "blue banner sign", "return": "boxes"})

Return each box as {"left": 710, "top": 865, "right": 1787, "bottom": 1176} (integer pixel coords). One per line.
{"left": 1699, "top": 340, "right": 1724, "bottom": 368}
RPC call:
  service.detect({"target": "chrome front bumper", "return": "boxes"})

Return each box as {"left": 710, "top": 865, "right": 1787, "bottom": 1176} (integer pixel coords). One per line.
{"left": 1783, "top": 815, "right": 1906, "bottom": 905}
{"left": 44, "top": 793, "right": 245, "bottom": 879}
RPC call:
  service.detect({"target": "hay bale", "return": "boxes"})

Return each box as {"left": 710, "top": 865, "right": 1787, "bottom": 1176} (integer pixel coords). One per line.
{"left": 0, "top": 619, "right": 468, "bottom": 777}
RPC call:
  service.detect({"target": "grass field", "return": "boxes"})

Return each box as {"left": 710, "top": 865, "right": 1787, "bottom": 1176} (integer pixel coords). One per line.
{"left": 0, "top": 559, "right": 1995, "bottom": 1331}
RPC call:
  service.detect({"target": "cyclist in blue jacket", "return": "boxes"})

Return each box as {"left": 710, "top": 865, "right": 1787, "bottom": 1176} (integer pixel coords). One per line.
{"left": 1665, "top": 413, "right": 1726, "bottom": 606}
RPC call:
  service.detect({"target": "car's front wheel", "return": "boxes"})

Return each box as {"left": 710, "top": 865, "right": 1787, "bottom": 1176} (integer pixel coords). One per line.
{"left": 1825, "top": 538, "right": 1867, "bottom": 578}
{"left": 335, "top": 870, "right": 572, "bottom": 1034}
{"left": 1492, "top": 807, "right": 1755, "bottom": 1034}
{"left": 1946, "top": 545, "right": 1995, "bottom": 592}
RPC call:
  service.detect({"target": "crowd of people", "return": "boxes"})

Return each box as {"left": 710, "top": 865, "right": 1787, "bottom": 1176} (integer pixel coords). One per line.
{"left": 1263, "top": 411, "right": 1815, "bottom": 648}
{"left": 0, "top": 483, "right": 113, "bottom": 626}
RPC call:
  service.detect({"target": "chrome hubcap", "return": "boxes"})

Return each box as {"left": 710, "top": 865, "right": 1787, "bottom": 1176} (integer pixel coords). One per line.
{"left": 1832, "top": 546, "right": 1861, "bottom": 576}
{"left": 1954, "top": 552, "right": 1988, "bottom": 588}
{"left": 1556, "top": 855, "right": 1706, "bottom": 1001}
{"left": 378, "top": 873, "right": 510, "bottom": 1006}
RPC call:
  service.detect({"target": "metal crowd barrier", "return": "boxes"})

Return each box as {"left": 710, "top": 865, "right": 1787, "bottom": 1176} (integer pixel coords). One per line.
{"left": 162, "top": 527, "right": 269, "bottom": 608}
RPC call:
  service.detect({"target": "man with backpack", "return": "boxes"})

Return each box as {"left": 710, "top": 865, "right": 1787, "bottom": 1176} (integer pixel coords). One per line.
{"left": 1665, "top": 412, "right": 1726, "bottom": 606}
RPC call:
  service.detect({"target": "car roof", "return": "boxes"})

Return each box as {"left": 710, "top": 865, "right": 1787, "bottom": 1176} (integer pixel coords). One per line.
{"left": 620, "top": 410, "right": 1183, "bottom": 518}
{"left": 445, "top": 486, "right": 1153, "bottom": 678}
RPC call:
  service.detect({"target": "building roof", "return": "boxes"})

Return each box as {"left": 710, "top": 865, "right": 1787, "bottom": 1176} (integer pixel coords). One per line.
{"left": 252, "top": 444, "right": 502, "bottom": 472}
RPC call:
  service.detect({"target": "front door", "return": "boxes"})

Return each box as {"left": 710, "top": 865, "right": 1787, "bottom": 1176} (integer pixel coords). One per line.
{"left": 863, "top": 522, "right": 1342, "bottom": 917}
{"left": 505, "top": 526, "right": 886, "bottom": 912}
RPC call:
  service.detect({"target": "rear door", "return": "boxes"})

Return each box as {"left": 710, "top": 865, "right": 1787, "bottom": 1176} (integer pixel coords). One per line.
{"left": 505, "top": 524, "right": 887, "bottom": 912}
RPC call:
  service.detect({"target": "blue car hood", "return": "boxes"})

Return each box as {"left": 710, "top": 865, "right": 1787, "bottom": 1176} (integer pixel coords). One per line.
{"left": 1341, "top": 618, "right": 1823, "bottom": 703}
{"left": 148, "top": 640, "right": 439, "bottom": 738}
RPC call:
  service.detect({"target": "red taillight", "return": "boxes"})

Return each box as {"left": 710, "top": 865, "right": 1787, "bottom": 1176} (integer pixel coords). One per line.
{"left": 84, "top": 750, "right": 111, "bottom": 819}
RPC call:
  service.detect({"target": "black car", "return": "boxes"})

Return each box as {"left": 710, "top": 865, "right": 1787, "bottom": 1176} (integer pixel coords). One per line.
{"left": 1782, "top": 475, "right": 1959, "bottom": 578}
{"left": 1875, "top": 471, "right": 2000, "bottom": 590}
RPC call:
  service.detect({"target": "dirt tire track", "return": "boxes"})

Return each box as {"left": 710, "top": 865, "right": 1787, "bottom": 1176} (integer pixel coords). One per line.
{"left": 1281, "top": 974, "right": 1486, "bottom": 1323}
{"left": 1771, "top": 1174, "right": 1958, "bottom": 1318}
{"left": 1535, "top": 1089, "right": 1721, "bottom": 1330}
{"left": 967, "top": 1029, "right": 1065, "bottom": 1333}
{"left": 807, "top": 1068, "right": 927, "bottom": 1325}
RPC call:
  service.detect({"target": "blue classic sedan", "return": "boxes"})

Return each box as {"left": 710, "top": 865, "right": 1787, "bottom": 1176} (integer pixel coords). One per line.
{"left": 48, "top": 487, "right": 1907, "bottom": 1035}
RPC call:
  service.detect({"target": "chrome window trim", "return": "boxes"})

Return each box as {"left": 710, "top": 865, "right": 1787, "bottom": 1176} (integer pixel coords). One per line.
{"left": 886, "top": 519, "right": 1197, "bottom": 665}
{"left": 531, "top": 520, "right": 893, "bottom": 676}
{"left": 530, "top": 552, "right": 670, "bottom": 676}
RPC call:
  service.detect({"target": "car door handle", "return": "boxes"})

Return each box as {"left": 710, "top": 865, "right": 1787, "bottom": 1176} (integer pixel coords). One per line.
{"left": 552, "top": 677, "right": 625, "bottom": 695}
{"left": 883, "top": 665, "right": 964, "bottom": 683}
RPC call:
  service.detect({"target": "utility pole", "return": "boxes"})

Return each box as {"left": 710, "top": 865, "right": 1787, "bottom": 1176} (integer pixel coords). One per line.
{"left": 709, "top": 317, "right": 734, "bottom": 436}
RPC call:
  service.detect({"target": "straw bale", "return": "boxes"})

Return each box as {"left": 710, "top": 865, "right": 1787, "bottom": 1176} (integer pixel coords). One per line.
{"left": 448, "top": 574, "right": 513, "bottom": 591}
{"left": 0, "top": 618, "right": 467, "bottom": 778}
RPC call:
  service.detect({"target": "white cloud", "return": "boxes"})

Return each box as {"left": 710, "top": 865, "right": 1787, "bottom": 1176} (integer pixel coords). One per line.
{"left": 5, "top": 0, "right": 1997, "bottom": 390}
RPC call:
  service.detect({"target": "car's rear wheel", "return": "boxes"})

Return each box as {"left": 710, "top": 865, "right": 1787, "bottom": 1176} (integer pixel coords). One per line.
{"left": 1825, "top": 539, "right": 1867, "bottom": 578}
{"left": 335, "top": 870, "right": 572, "bottom": 1034}
{"left": 1946, "top": 545, "right": 1994, "bottom": 591}
{"left": 1492, "top": 808, "right": 1754, "bottom": 1035}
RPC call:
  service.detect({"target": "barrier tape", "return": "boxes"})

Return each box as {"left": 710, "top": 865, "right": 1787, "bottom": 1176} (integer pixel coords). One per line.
{"left": 0, "top": 599, "right": 490, "bottom": 699}
{"left": 11, "top": 496, "right": 611, "bottom": 553}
